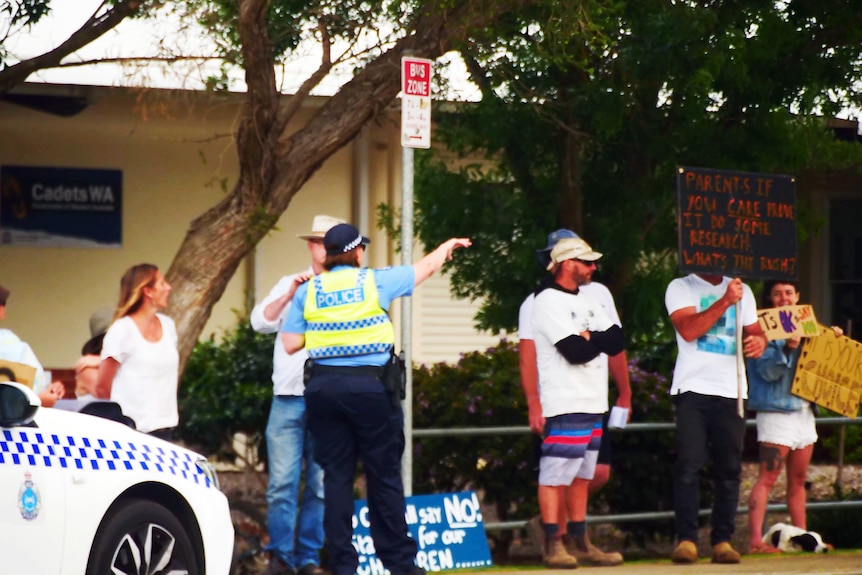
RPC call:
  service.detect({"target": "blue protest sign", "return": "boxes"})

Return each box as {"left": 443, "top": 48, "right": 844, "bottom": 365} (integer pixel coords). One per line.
{"left": 352, "top": 491, "right": 493, "bottom": 574}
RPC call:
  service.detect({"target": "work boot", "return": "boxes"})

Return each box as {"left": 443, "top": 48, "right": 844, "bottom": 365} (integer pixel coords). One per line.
{"left": 564, "top": 533, "right": 624, "bottom": 566}
{"left": 545, "top": 537, "right": 579, "bottom": 569}
{"left": 527, "top": 515, "right": 547, "bottom": 561}
{"left": 711, "top": 541, "right": 741, "bottom": 564}
{"left": 671, "top": 540, "right": 698, "bottom": 564}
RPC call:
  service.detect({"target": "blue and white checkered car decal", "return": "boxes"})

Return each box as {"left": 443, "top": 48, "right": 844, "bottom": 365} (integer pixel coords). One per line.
{"left": 0, "top": 429, "right": 216, "bottom": 489}
{"left": 308, "top": 342, "right": 392, "bottom": 358}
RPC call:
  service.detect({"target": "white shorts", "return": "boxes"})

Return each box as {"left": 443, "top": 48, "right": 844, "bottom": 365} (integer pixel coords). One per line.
{"left": 756, "top": 407, "right": 818, "bottom": 450}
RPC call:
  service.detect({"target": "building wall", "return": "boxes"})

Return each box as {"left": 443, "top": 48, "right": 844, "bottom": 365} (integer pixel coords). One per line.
{"left": 0, "top": 83, "right": 500, "bottom": 371}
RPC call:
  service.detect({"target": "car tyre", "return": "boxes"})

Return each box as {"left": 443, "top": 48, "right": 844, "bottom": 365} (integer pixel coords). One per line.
{"left": 86, "top": 497, "right": 199, "bottom": 575}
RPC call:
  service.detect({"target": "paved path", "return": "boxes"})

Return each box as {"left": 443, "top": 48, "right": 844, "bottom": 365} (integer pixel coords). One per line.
{"left": 472, "top": 552, "right": 862, "bottom": 574}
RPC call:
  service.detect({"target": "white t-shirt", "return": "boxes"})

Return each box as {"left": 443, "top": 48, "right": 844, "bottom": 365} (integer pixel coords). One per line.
{"left": 531, "top": 285, "right": 616, "bottom": 417}
{"left": 0, "top": 328, "right": 47, "bottom": 392}
{"left": 101, "top": 314, "right": 179, "bottom": 433}
{"left": 664, "top": 274, "right": 758, "bottom": 399}
{"left": 519, "top": 281, "right": 621, "bottom": 391}
{"left": 519, "top": 281, "right": 622, "bottom": 340}
{"left": 250, "top": 270, "right": 310, "bottom": 396}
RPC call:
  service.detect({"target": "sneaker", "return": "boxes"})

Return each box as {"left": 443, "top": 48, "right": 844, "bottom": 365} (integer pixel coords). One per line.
{"left": 563, "top": 535, "right": 624, "bottom": 566}
{"left": 546, "top": 537, "right": 579, "bottom": 569}
{"left": 265, "top": 554, "right": 296, "bottom": 575}
{"left": 671, "top": 540, "right": 698, "bottom": 564}
{"left": 711, "top": 541, "right": 741, "bottom": 564}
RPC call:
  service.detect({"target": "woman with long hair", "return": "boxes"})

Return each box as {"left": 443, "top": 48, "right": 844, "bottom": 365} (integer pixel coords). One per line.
{"left": 95, "top": 264, "right": 179, "bottom": 441}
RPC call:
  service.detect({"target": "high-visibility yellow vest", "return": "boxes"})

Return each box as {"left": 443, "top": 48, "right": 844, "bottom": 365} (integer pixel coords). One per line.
{"left": 303, "top": 268, "right": 394, "bottom": 359}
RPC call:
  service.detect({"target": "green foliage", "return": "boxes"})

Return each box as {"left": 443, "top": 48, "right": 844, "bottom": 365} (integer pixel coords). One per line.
{"left": 412, "top": 339, "right": 534, "bottom": 560}
{"left": 415, "top": 0, "right": 862, "bottom": 361}
{"left": 816, "top": 421, "right": 862, "bottom": 464}
{"left": 183, "top": 0, "right": 417, "bottom": 70}
{"left": 590, "top": 362, "right": 678, "bottom": 544}
{"left": 807, "top": 485, "right": 862, "bottom": 549}
{"left": 175, "top": 317, "right": 274, "bottom": 461}
{"left": 0, "top": 0, "right": 52, "bottom": 66}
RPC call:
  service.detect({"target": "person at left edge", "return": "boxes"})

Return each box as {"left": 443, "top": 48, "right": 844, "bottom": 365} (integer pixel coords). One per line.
{"left": 280, "top": 223, "right": 471, "bottom": 575}
{"left": 251, "top": 214, "right": 344, "bottom": 575}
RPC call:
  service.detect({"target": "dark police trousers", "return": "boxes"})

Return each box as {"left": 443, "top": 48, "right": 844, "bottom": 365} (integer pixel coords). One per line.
{"left": 304, "top": 368, "right": 417, "bottom": 575}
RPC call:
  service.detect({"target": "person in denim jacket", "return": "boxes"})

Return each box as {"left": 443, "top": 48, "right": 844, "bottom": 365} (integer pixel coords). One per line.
{"left": 746, "top": 280, "right": 841, "bottom": 554}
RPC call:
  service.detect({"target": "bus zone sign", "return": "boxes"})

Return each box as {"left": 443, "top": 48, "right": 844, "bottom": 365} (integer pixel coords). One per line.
{"left": 401, "top": 57, "right": 433, "bottom": 149}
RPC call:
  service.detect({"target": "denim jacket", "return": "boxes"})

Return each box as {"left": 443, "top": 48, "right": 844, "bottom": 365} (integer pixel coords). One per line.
{"left": 746, "top": 339, "right": 805, "bottom": 412}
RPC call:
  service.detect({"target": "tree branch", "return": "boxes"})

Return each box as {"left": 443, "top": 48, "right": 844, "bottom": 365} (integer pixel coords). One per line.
{"left": 0, "top": 0, "right": 152, "bottom": 94}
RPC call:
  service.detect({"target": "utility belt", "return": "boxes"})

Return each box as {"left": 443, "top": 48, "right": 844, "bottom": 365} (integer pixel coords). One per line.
{"left": 307, "top": 363, "right": 384, "bottom": 378}
{"left": 304, "top": 351, "right": 406, "bottom": 406}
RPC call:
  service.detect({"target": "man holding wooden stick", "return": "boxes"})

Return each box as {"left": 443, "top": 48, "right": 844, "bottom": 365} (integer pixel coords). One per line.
{"left": 665, "top": 274, "right": 767, "bottom": 565}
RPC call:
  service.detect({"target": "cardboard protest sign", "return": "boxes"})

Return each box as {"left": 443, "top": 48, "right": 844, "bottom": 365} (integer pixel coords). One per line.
{"left": 0, "top": 359, "right": 37, "bottom": 388}
{"left": 676, "top": 166, "right": 797, "bottom": 279}
{"left": 757, "top": 305, "right": 820, "bottom": 340}
{"left": 352, "top": 491, "right": 492, "bottom": 573}
{"left": 791, "top": 330, "right": 862, "bottom": 418}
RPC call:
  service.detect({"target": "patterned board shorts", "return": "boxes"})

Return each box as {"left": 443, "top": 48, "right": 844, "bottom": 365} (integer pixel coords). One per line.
{"left": 538, "top": 412, "right": 603, "bottom": 486}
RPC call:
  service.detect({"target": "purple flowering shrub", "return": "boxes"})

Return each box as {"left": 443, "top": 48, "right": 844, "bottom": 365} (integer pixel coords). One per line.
{"left": 412, "top": 339, "right": 535, "bottom": 560}
{"left": 589, "top": 360, "right": 678, "bottom": 544}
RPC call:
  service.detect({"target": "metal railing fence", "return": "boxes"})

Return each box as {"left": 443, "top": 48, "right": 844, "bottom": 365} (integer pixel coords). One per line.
{"left": 412, "top": 417, "right": 862, "bottom": 532}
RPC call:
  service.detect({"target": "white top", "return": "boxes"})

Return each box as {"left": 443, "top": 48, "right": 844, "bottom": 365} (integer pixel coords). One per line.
{"left": 0, "top": 328, "right": 47, "bottom": 391}
{"left": 519, "top": 281, "right": 621, "bottom": 390}
{"left": 531, "top": 285, "right": 616, "bottom": 417}
{"left": 101, "top": 314, "right": 179, "bottom": 433}
{"left": 664, "top": 274, "right": 758, "bottom": 399}
{"left": 250, "top": 271, "right": 309, "bottom": 396}
{"left": 519, "top": 281, "right": 621, "bottom": 340}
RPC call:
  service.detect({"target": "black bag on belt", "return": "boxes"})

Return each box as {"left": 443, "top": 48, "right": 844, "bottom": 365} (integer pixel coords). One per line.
{"left": 382, "top": 349, "right": 406, "bottom": 405}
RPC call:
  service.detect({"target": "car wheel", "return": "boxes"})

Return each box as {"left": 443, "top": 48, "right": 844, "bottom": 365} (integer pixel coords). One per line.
{"left": 86, "top": 498, "right": 199, "bottom": 575}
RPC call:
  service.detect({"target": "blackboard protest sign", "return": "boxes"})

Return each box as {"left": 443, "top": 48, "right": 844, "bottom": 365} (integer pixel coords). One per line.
{"left": 352, "top": 491, "right": 492, "bottom": 574}
{"left": 676, "top": 166, "right": 797, "bottom": 279}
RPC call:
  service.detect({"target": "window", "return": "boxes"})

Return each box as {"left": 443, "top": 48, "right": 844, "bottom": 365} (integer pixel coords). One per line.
{"left": 829, "top": 199, "right": 862, "bottom": 337}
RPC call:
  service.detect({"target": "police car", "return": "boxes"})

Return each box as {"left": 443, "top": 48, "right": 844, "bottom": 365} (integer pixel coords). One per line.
{"left": 0, "top": 381, "right": 234, "bottom": 575}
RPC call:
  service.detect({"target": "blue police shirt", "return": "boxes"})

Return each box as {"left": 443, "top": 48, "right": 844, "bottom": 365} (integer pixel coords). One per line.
{"left": 282, "top": 265, "right": 414, "bottom": 366}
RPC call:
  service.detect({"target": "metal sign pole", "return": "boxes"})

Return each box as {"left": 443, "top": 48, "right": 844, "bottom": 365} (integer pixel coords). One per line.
{"left": 399, "top": 54, "right": 432, "bottom": 496}
{"left": 401, "top": 145, "right": 414, "bottom": 495}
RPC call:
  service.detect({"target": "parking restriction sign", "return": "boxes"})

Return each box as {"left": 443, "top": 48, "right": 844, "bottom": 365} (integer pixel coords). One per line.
{"left": 401, "top": 57, "right": 433, "bottom": 148}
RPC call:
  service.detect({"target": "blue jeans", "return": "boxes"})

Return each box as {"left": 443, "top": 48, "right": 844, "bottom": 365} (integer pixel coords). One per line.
{"left": 673, "top": 392, "right": 745, "bottom": 545}
{"left": 265, "top": 395, "right": 325, "bottom": 569}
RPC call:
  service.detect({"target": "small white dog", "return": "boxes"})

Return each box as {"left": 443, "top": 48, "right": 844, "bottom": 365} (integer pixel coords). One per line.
{"left": 763, "top": 522, "right": 832, "bottom": 553}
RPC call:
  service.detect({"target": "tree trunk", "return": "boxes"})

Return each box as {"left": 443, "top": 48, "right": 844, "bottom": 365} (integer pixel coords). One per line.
{"left": 166, "top": 0, "right": 529, "bottom": 372}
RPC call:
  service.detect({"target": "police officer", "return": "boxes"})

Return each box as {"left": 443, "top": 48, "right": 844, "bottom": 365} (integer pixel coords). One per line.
{"left": 280, "top": 223, "right": 470, "bottom": 575}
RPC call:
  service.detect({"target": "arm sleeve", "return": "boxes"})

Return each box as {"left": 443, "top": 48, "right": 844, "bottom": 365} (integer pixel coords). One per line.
{"left": 250, "top": 275, "right": 294, "bottom": 333}
{"left": 101, "top": 321, "right": 130, "bottom": 363}
{"left": 588, "top": 324, "right": 625, "bottom": 356}
{"left": 555, "top": 335, "right": 601, "bottom": 364}
{"left": 518, "top": 295, "right": 534, "bottom": 341}
{"left": 281, "top": 283, "right": 309, "bottom": 334}
{"left": 665, "top": 278, "right": 693, "bottom": 316}
{"left": 741, "top": 283, "right": 760, "bottom": 327}
{"left": 374, "top": 266, "right": 415, "bottom": 310}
